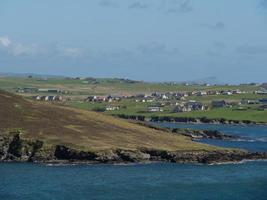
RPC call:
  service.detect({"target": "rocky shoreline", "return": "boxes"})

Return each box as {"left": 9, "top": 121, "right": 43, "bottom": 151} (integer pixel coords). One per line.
{"left": 135, "top": 121, "right": 245, "bottom": 141}
{"left": 114, "top": 114, "right": 267, "bottom": 125}
{"left": 171, "top": 128, "right": 242, "bottom": 140}
{"left": 1, "top": 133, "right": 267, "bottom": 165}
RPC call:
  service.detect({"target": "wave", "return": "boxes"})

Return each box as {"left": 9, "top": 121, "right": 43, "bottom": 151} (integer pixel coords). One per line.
{"left": 232, "top": 137, "right": 267, "bottom": 143}
{"left": 208, "top": 159, "right": 267, "bottom": 166}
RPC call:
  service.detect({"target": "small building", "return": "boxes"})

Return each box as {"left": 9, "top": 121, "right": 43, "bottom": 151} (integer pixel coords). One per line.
{"left": 16, "top": 87, "right": 38, "bottom": 93}
{"left": 33, "top": 95, "right": 42, "bottom": 101}
{"left": 259, "top": 98, "right": 267, "bottom": 104}
{"left": 241, "top": 99, "right": 259, "bottom": 105}
{"left": 222, "top": 91, "right": 232, "bottom": 95}
{"left": 207, "top": 90, "right": 220, "bottom": 95}
{"left": 259, "top": 105, "right": 267, "bottom": 111}
{"left": 211, "top": 100, "right": 227, "bottom": 108}
{"left": 255, "top": 91, "right": 267, "bottom": 95}
{"left": 173, "top": 105, "right": 190, "bottom": 112}
{"left": 232, "top": 89, "right": 242, "bottom": 94}
{"left": 105, "top": 105, "right": 120, "bottom": 111}
{"left": 186, "top": 101, "right": 205, "bottom": 111}
{"left": 34, "top": 95, "right": 63, "bottom": 101}
{"left": 148, "top": 106, "right": 163, "bottom": 112}
{"left": 196, "top": 91, "right": 207, "bottom": 96}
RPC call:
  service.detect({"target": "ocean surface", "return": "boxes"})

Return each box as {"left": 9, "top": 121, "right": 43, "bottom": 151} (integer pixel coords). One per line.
{"left": 0, "top": 162, "right": 267, "bottom": 200}
{"left": 152, "top": 123, "right": 267, "bottom": 152}
{"left": 1, "top": 124, "right": 267, "bottom": 200}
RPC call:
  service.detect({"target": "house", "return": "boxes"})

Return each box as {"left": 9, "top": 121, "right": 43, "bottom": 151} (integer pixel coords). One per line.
{"left": 148, "top": 106, "right": 163, "bottom": 112}
{"left": 84, "top": 96, "right": 97, "bottom": 102}
{"left": 38, "top": 88, "right": 62, "bottom": 93}
{"left": 34, "top": 95, "right": 63, "bottom": 101}
{"left": 211, "top": 100, "right": 227, "bottom": 108}
{"left": 16, "top": 87, "right": 38, "bottom": 93}
{"left": 33, "top": 95, "right": 41, "bottom": 101}
{"left": 84, "top": 95, "right": 108, "bottom": 102}
{"left": 232, "top": 89, "right": 242, "bottom": 94}
{"left": 54, "top": 96, "right": 63, "bottom": 101}
{"left": 196, "top": 91, "right": 207, "bottom": 96}
{"left": 259, "top": 98, "right": 267, "bottom": 104}
{"left": 173, "top": 105, "right": 190, "bottom": 112}
{"left": 162, "top": 94, "right": 169, "bottom": 100}
{"left": 222, "top": 91, "right": 233, "bottom": 95}
{"left": 255, "top": 91, "right": 267, "bottom": 95}
{"left": 186, "top": 101, "right": 205, "bottom": 111}
{"left": 105, "top": 105, "right": 120, "bottom": 111}
{"left": 207, "top": 90, "right": 220, "bottom": 95}
{"left": 241, "top": 99, "right": 259, "bottom": 105}
{"left": 259, "top": 105, "right": 267, "bottom": 111}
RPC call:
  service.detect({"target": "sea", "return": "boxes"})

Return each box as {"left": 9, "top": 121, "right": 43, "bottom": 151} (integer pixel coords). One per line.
{"left": 0, "top": 123, "right": 267, "bottom": 200}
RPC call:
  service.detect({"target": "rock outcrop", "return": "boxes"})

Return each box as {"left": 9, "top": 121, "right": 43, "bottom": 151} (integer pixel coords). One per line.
{"left": 171, "top": 128, "right": 241, "bottom": 140}
{"left": 1, "top": 132, "right": 267, "bottom": 164}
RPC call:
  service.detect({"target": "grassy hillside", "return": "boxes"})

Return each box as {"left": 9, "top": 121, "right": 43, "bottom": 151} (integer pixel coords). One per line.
{"left": 0, "top": 90, "right": 219, "bottom": 152}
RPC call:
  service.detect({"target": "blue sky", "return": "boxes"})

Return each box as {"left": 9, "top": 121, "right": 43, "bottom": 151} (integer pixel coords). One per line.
{"left": 0, "top": 0, "right": 267, "bottom": 83}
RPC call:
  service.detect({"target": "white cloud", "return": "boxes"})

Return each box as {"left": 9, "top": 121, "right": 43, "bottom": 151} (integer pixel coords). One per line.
{"left": 60, "top": 47, "right": 83, "bottom": 58}
{"left": 0, "top": 36, "right": 11, "bottom": 47}
{"left": 0, "top": 35, "right": 41, "bottom": 56}
{"left": 0, "top": 35, "right": 84, "bottom": 59}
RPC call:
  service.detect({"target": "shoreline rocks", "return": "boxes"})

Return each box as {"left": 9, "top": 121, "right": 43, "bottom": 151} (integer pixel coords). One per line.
{"left": 113, "top": 114, "right": 267, "bottom": 126}
{"left": 1, "top": 133, "right": 267, "bottom": 165}
{"left": 171, "top": 128, "right": 241, "bottom": 141}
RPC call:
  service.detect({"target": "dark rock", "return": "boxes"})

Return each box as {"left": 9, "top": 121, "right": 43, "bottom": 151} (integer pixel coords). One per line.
{"left": 116, "top": 150, "right": 150, "bottom": 162}
{"left": 54, "top": 145, "right": 97, "bottom": 161}
{"left": 172, "top": 128, "right": 241, "bottom": 141}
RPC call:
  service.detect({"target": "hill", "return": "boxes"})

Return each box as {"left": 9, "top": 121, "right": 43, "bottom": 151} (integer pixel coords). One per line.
{"left": 0, "top": 89, "right": 214, "bottom": 151}
{"left": 1, "top": 90, "right": 266, "bottom": 164}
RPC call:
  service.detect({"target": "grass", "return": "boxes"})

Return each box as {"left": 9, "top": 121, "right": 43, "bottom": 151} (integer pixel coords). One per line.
{"left": 166, "top": 108, "right": 267, "bottom": 123}
{"left": 0, "top": 90, "right": 222, "bottom": 152}
{"left": 0, "top": 76, "right": 261, "bottom": 95}
{"left": 66, "top": 98, "right": 267, "bottom": 123}
{"left": 1, "top": 76, "right": 266, "bottom": 123}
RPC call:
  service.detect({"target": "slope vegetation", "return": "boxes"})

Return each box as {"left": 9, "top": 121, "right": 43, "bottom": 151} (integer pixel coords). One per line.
{"left": 0, "top": 90, "right": 217, "bottom": 152}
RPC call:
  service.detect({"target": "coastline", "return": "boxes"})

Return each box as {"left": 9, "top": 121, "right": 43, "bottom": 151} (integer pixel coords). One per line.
{"left": 113, "top": 114, "right": 267, "bottom": 126}
{"left": 1, "top": 133, "right": 267, "bottom": 165}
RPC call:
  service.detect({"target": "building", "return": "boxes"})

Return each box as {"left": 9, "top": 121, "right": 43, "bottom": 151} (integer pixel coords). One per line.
{"left": 241, "top": 99, "right": 259, "bottom": 105}
{"left": 259, "top": 99, "right": 267, "bottom": 104}
{"left": 33, "top": 95, "right": 63, "bottom": 101}
{"left": 148, "top": 106, "right": 163, "bottom": 112}
{"left": 222, "top": 91, "right": 233, "bottom": 95}
{"left": 186, "top": 101, "right": 205, "bottom": 111}
{"left": 259, "top": 105, "right": 267, "bottom": 111}
{"left": 16, "top": 87, "right": 38, "bottom": 93}
{"left": 173, "top": 105, "right": 190, "bottom": 112}
{"left": 211, "top": 100, "right": 227, "bottom": 108}
{"left": 105, "top": 105, "right": 120, "bottom": 111}
{"left": 38, "top": 88, "right": 62, "bottom": 93}
{"left": 196, "top": 91, "right": 207, "bottom": 96}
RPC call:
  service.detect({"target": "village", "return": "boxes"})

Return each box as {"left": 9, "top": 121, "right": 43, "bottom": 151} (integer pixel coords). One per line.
{"left": 82, "top": 89, "right": 267, "bottom": 113}
{"left": 16, "top": 85, "right": 267, "bottom": 114}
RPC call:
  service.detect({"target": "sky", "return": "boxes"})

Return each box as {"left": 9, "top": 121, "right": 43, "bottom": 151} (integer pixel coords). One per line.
{"left": 0, "top": 0, "right": 267, "bottom": 83}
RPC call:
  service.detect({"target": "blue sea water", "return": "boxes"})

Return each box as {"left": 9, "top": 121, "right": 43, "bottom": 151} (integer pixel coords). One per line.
{"left": 1, "top": 124, "right": 267, "bottom": 200}
{"left": 152, "top": 123, "right": 267, "bottom": 152}
{"left": 0, "top": 162, "right": 267, "bottom": 200}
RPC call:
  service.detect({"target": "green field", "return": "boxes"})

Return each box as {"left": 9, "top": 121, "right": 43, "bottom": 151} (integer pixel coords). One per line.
{"left": 0, "top": 76, "right": 261, "bottom": 95}
{"left": 1, "top": 76, "right": 267, "bottom": 123}
{"left": 66, "top": 99, "right": 267, "bottom": 123}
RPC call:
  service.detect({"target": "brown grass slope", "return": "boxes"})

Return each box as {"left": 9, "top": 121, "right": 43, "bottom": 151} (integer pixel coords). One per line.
{"left": 0, "top": 90, "right": 220, "bottom": 152}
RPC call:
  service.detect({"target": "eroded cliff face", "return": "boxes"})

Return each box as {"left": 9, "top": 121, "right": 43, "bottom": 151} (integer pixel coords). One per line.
{"left": 0, "top": 132, "right": 53, "bottom": 162}
{"left": 1, "top": 132, "right": 267, "bottom": 164}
